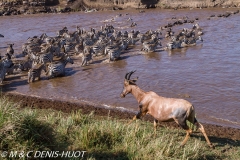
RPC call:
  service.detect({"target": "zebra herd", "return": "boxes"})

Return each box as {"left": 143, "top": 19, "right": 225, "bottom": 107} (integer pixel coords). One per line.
{"left": 0, "top": 21, "right": 204, "bottom": 84}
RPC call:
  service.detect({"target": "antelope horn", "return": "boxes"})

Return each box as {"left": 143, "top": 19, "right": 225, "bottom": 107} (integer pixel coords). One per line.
{"left": 125, "top": 72, "right": 130, "bottom": 80}
{"left": 128, "top": 70, "right": 136, "bottom": 80}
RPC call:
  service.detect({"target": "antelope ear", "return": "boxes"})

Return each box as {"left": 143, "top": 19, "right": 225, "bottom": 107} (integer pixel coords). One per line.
{"left": 131, "top": 77, "right": 138, "bottom": 83}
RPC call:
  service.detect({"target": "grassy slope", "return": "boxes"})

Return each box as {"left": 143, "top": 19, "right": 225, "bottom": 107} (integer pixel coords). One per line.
{"left": 0, "top": 97, "right": 239, "bottom": 160}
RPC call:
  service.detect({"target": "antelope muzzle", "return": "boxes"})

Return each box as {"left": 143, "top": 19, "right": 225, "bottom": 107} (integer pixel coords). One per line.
{"left": 120, "top": 93, "right": 125, "bottom": 98}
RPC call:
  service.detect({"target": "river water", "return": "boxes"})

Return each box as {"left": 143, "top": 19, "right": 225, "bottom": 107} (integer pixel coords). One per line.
{"left": 0, "top": 8, "right": 240, "bottom": 129}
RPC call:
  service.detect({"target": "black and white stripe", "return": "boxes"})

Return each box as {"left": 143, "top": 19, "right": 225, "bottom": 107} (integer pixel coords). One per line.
{"left": 82, "top": 46, "right": 93, "bottom": 66}
{"left": 47, "top": 55, "right": 74, "bottom": 78}
{"left": 0, "top": 62, "right": 6, "bottom": 84}
{"left": 28, "top": 64, "right": 46, "bottom": 83}
{"left": 57, "top": 27, "right": 68, "bottom": 37}
{"left": 38, "top": 52, "right": 54, "bottom": 64}
{"left": 141, "top": 39, "right": 161, "bottom": 52}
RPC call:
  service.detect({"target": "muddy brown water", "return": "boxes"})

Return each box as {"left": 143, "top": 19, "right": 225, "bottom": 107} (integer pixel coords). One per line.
{"left": 0, "top": 8, "right": 240, "bottom": 129}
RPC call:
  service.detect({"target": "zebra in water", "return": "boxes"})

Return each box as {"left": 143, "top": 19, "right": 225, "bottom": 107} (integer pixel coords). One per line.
{"left": 164, "top": 38, "right": 187, "bottom": 50}
{"left": 46, "top": 54, "right": 74, "bottom": 78}
{"left": 82, "top": 37, "right": 96, "bottom": 47}
{"left": 108, "top": 45, "right": 125, "bottom": 62}
{"left": 64, "top": 42, "right": 76, "bottom": 54}
{"left": 184, "top": 36, "right": 203, "bottom": 46}
{"left": 82, "top": 46, "right": 93, "bottom": 66}
{"left": 28, "top": 52, "right": 40, "bottom": 64}
{"left": 108, "top": 48, "right": 122, "bottom": 62}
{"left": 128, "top": 30, "right": 140, "bottom": 39}
{"left": 17, "top": 59, "right": 33, "bottom": 71}
{"left": 57, "top": 26, "right": 68, "bottom": 37}
{"left": 38, "top": 52, "right": 54, "bottom": 65}
{"left": 7, "top": 44, "right": 14, "bottom": 58}
{"left": 92, "top": 38, "right": 109, "bottom": 56}
{"left": 28, "top": 63, "right": 46, "bottom": 83}
{"left": 75, "top": 39, "right": 84, "bottom": 55}
{"left": 2, "top": 54, "right": 15, "bottom": 75}
{"left": 0, "top": 62, "right": 6, "bottom": 84}
{"left": 141, "top": 39, "right": 162, "bottom": 52}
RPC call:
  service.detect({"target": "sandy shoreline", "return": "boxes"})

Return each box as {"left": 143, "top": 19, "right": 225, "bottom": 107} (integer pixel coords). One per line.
{"left": 2, "top": 92, "right": 240, "bottom": 141}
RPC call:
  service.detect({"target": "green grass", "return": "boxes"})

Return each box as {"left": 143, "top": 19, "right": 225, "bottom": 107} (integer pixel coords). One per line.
{"left": 0, "top": 96, "right": 239, "bottom": 159}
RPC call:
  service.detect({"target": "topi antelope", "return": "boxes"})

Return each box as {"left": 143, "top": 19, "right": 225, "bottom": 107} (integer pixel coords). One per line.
{"left": 120, "top": 71, "right": 214, "bottom": 148}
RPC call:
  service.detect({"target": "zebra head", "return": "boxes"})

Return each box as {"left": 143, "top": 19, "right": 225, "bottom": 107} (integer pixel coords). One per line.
{"left": 197, "top": 36, "right": 203, "bottom": 42}
{"left": 7, "top": 43, "right": 14, "bottom": 48}
{"left": 65, "top": 55, "right": 74, "bottom": 64}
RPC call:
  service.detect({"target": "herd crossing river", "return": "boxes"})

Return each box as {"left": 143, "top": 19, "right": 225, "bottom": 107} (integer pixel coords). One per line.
{"left": 0, "top": 7, "right": 240, "bottom": 129}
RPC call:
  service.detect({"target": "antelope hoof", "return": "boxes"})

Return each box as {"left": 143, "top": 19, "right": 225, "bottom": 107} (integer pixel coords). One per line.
{"left": 120, "top": 93, "right": 125, "bottom": 98}
{"left": 209, "top": 143, "right": 215, "bottom": 149}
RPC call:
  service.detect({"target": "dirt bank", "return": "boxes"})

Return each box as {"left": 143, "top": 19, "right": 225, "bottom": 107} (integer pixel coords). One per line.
{"left": 2, "top": 92, "right": 240, "bottom": 141}
{"left": 1, "top": 0, "right": 240, "bottom": 16}
{"left": 79, "top": 0, "right": 240, "bottom": 10}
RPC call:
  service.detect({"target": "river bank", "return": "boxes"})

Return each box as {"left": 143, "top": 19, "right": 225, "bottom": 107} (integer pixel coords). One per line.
{"left": 1, "top": 0, "right": 240, "bottom": 16}
{"left": 1, "top": 95, "right": 239, "bottom": 159}
{"left": 2, "top": 92, "right": 240, "bottom": 141}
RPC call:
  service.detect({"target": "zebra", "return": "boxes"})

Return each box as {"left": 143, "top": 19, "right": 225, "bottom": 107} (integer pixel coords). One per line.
{"left": 17, "top": 60, "right": 33, "bottom": 71}
{"left": 124, "top": 36, "right": 139, "bottom": 46}
{"left": 128, "top": 30, "right": 140, "bottom": 39}
{"left": 7, "top": 44, "right": 14, "bottom": 57}
{"left": 38, "top": 52, "right": 54, "bottom": 64}
{"left": 108, "top": 45, "right": 125, "bottom": 62}
{"left": 0, "top": 62, "right": 6, "bottom": 84}
{"left": 46, "top": 54, "right": 74, "bottom": 78}
{"left": 28, "top": 63, "right": 46, "bottom": 83}
{"left": 2, "top": 57, "right": 14, "bottom": 75}
{"left": 130, "top": 22, "right": 137, "bottom": 27}
{"left": 91, "top": 39, "right": 108, "bottom": 56}
{"left": 108, "top": 48, "right": 122, "bottom": 62}
{"left": 142, "top": 36, "right": 159, "bottom": 46}
{"left": 82, "top": 37, "right": 96, "bottom": 47}
{"left": 165, "top": 38, "right": 187, "bottom": 50}
{"left": 63, "top": 31, "right": 79, "bottom": 43}
{"left": 82, "top": 46, "right": 93, "bottom": 66}
{"left": 141, "top": 39, "right": 162, "bottom": 52}
{"left": 28, "top": 52, "right": 40, "bottom": 64}
{"left": 2, "top": 54, "right": 14, "bottom": 73}
{"left": 92, "top": 45, "right": 106, "bottom": 56}
{"left": 57, "top": 26, "right": 68, "bottom": 37}
{"left": 184, "top": 36, "right": 203, "bottom": 46}
{"left": 64, "top": 42, "right": 76, "bottom": 54}
{"left": 44, "top": 37, "right": 55, "bottom": 44}
{"left": 75, "top": 39, "right": 84, "bottom": 55}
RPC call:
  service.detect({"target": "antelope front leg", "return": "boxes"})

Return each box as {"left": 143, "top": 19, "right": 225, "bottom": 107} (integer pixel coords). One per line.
{"left": 127, "top": 115, "right": 137, "bottom": 125}
{"left": 128, "top": 109, "right": 148, "bottom": 125}
{"left": 196, "top": 122, "right": 214, "bottom": 148}
{"left": 127, "top": 111, "right": 142, "bottom": 125}
{"left": 154, "top": 119, "right": 158, "bottom": 137}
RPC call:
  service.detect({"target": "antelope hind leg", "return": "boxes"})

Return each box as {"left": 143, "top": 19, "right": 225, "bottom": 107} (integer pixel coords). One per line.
{"left": 180, "top": 129, "right": 192, "bottom": 147}
{"left": 174, "top": 118, "right": 192, "bottom": 147}
{"left": 196, "top": 122, "right": 214, "bottom": 148}
{"left": 154, "top": 119, "right": 158, "bottom": 137}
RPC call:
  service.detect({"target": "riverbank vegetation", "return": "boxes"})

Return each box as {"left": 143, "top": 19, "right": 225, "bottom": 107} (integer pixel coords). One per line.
{"left": 0, "top": 96, "right": 239, "bottom": 159}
